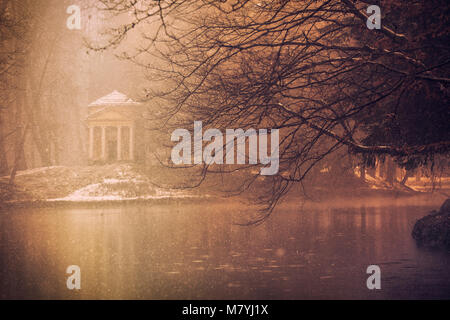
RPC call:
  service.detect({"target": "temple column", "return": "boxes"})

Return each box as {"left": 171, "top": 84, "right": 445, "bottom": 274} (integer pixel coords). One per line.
{"left": 101, "top": 126, "right": 106, "bottom": 160}
{"left": 89, "top": 126, "right": 94, "bottom": 159}
{"left": 117, "top": 126, "right": 122, "bottom": 161}
{"left": 129, "top": 125, "right": 134, "bottom": 160}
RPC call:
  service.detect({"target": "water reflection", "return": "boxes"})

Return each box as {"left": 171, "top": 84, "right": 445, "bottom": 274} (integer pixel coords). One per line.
{"left": 0, "top": 198, "right": 449, "bottom": 299}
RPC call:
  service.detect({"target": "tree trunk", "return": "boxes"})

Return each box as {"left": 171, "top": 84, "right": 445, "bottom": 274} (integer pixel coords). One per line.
{"left": 416, "top": 168, "right": 421, "bottom": 182}
{"left": 385, "top": 156, "right": 396, "bottom": 186}
{"left": 9, "top": 95, "right": 28, "bottom": 184}
{"left": 360, "top": 163, "right": 366, "bottom": 181}
{"left": 9, "top": 125, "right": 28, "bottom": 185}
{"left": 400, "top": 169, "right": 412, "bottom": 185}
{"left": 0, "top": 117, "right": 9, "bottom": 176}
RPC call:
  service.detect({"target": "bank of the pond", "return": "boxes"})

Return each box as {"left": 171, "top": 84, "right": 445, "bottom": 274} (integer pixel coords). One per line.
{"left": 0, "top": 163, "right": 204, "bottom": 207}
{"left": 1, "top": 163, "right": 446, "bottom": 208}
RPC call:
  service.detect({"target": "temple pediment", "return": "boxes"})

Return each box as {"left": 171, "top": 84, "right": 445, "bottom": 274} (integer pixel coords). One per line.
{"left": 89, "top": 90, "right": 140, "bottom": 107}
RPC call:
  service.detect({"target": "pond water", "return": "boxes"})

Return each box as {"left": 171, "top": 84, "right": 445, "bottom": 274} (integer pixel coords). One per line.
{"left": 0, "top": 197, "right": 449, "bottom": 299}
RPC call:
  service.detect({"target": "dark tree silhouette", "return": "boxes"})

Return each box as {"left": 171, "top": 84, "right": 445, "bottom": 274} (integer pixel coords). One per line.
{"left": 93, "top": 0, "right": 449, "bottom": 221}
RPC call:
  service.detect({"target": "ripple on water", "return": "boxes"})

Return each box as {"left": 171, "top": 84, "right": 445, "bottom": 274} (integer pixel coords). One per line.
{"left": 227, "top": 282, "right": 241, "bottom": 288}
{"left": 260, "top": 270, "right": 273, "bottom": 273}
{"left": 287, "top": 264, "right": 305, "bottom": 268}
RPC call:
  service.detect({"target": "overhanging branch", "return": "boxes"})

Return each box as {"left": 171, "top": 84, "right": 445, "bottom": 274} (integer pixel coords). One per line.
{"left": 297, "top": 115, "right": 450, "bottom": 157}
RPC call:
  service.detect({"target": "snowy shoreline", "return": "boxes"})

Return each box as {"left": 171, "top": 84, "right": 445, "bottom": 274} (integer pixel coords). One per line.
{"left": 0, "top": 164, "right": 205, "bottom": 206}
{"left": 1, "top": 163, "right": 447, "bottom": 209}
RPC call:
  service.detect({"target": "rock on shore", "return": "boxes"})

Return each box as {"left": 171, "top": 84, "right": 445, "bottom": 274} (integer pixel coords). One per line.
{"left": 412, "top": 199, "right": 450, "bottom": 250}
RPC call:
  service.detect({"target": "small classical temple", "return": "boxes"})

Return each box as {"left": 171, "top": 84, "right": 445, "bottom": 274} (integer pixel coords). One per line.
{"left": 86, "top": 91, "right": 146, "bottom": 163}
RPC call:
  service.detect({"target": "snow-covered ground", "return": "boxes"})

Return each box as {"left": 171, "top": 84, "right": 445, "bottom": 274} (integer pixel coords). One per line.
{"left": 0, "top": 163, "right": 200, "bottom": 203}
{"left": 49, "top": 178, "right": 197, "bottom": 202}
{"left": 1, "top": 163, "right": 447, "bottom": 205}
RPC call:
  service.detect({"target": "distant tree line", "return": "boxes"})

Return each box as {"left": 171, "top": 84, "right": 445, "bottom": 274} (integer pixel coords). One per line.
{"left": 0, "top": 0, "right": 91, "bottom": 183}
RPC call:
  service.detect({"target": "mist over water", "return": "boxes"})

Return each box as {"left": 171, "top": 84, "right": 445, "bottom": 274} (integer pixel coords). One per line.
{"left": 1, "top": 197, "right": 449, "bottom": 300}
